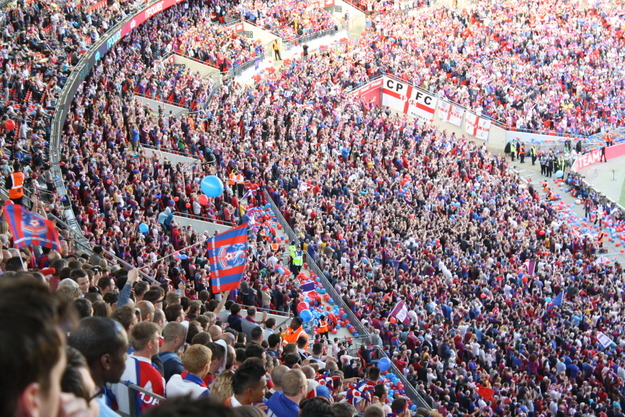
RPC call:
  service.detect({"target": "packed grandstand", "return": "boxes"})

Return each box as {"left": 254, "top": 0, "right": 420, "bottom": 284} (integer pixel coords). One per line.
{"left": 1, "top": 0, "right": 625, "bottom": 416}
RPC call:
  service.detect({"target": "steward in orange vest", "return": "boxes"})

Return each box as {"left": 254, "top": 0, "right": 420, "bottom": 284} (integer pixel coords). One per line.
{"left": 282, "top": 317, "right": 309, "bottom": 351}
{"left": 316, "top": 316, "right": 329, "bottom": 339}
{"left": 7, "top": 169, "right": 25, "bottom": 204}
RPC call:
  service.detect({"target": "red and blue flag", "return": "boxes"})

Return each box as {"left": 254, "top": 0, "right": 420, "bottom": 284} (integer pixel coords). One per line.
{"left": 389, "top": 300, "right": 411, "bottom": 325}
{"left": 3, "top": 204, "right": 61, "bottom": 250}
{"left": 208, "top": 223, "right": 249, "bottom": 293}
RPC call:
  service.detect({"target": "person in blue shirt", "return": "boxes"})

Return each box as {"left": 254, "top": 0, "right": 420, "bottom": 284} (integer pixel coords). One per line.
{"left": 158, "top": 322, "right": 187, "bottom": 382}
{"left": 228, "top": 303, "right": 244, "bottom": 332}
{"left": 267, "top": 369, "right": 307, "bottom": 417}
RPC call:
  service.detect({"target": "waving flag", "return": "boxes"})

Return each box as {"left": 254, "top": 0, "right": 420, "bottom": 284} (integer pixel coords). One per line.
{"left": 389, "top": 300, "right": 411, "bottom": 325}
{"left": 550, "top": 292, "right": 563, "bottom": 308}
{"left": 3, "top": 204, "right": 61, "bottom": 250}
{"left": 208, "top": 224, "right": 249, "bottom": 293}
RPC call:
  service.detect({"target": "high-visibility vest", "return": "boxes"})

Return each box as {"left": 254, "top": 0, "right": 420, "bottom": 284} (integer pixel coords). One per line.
{"left": 316, "top": 319, "right": 329, "bottom": 334}
{"left": 9, "top": 172, "right": 24, "bottom": 199}
{"left": 283, "top": 326, "right": 309, "bottom": 349}
{"left": 235, "top": 174, "right": 244, "bottom": 184}
{"left": 293, "top": 251, "right": 304, "bottom": 266}
{"left": 229, "top": 172, "right": 236, "bottom": 185}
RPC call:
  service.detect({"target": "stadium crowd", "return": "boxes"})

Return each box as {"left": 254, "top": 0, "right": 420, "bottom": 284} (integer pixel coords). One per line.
{"left": 232, "top": 0, "right": 338, "bottom": 42}
{"left": 360, "top": 0, "right": 625, "bottom": 136}
{"left": 172, "top": 16, "right": 258, "bottom": 72}
{"left": 2, "top": 0, "right": 625, "bottom": 416}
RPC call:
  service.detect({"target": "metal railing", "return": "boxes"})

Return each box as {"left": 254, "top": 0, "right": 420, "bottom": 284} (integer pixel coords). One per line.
{"left": 284, "top": 27, "right": 339, "bottom": 50}
{"left": 172, "top": 211, "right": 237, "bottom": 227}
{"left": 0, "top": 186, "right": 155, "bottom": 281}
{"left": 223, "top": 14, "right": 242, "bottom": 26}
{"left": 262, "top": 191, "right": 430, "bottom": 409}
{"left": 225, "top": 51, "right": 268, "bottom": 79}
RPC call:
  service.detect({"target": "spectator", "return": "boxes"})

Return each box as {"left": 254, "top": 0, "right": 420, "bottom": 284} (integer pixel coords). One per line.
{"left": 266, "top": 369, "right": 307, "bottom": 417}
{"left": 166, "top": 344, "right": 212, "bottom": 399}
{"left": 227, "top": 358, "right": 268, "bottom": 407}
{"left": 69, "top": 316, "right": 129, "bottom": 417}
{"left": 111, "top": 321, "right": 165, "bottom": 414}
{"left": 158, "top": 322, "right": 187, "bottom": 382}
{"left": 0, "top": 277, "right": 91, "bottom": 417}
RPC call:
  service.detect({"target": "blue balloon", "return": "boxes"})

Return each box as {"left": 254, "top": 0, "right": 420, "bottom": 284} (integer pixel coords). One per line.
{"left": 139, "top": 223, "right": 149, "bottom": 233}
{"left": 201, "top": 175, "right": 224, "bottom": 197}
{"left": 378, "top": 357, "right": 391, "bottom": 372}
{"left": 278, "top": 267, "right": 285, "bottom": 275}
{"left": 300, "top": 309, "right": 313, "bottom": 322}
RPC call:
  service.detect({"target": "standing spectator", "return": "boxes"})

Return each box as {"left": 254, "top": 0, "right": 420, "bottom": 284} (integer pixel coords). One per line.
{"left": 267, "top": 369, "right": 307, "bottom": 417}
{"left": 158, "top": 322, "right": 187, "bottom": 382}
{"left": 111, "top": 322, "right": 166, "bottom": 415}
{"left": 0, "top": 277, "right": 92, "bottom": 417}
{"left": 166, "top": 344, "right": 212, "bottom": 399}
{"left": 69, "top": 316, "right": 130, "bottom": 417}
{"left": 226, "top": 358, "right": 268, "bottom": 407}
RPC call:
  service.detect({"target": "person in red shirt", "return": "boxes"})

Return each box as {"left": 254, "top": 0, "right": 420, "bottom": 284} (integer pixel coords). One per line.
{"left": 111, "top": 322, "right": 166, "bottom": 415}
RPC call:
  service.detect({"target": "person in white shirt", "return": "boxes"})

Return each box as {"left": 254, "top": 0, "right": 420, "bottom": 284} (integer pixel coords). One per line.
{"left": 166, "top": 344, "right": 212, "bottom": 399}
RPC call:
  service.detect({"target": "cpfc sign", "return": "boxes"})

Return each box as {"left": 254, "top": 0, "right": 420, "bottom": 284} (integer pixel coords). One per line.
{"left": 381, "top": 77, "right": 437, "bottom": 121}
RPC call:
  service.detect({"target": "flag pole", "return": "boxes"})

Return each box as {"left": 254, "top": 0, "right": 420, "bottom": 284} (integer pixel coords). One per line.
{"left": 143, "top": 239, "right": 207, "bottom": 269}
{"left": 210, "top": 233, "right": 222, "bottom": 293}
{"left": 17, "top": 249, "right": 27, "bottom": 271}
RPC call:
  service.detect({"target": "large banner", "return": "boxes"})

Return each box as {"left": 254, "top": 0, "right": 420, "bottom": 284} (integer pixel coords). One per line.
{"left": 350, "top": 78, "right": 382, "bottom": 106}
{"left": 465, "top": 112, "right": 491, "bottom": 140}
{"left": 381, "top": 77, "right": 437, "bottom": 121}
{"left": 571, "top": 141, "right": 625, "bottom": 171}
{"left": 437, "top": 100, "right": 464, "bottom": 126}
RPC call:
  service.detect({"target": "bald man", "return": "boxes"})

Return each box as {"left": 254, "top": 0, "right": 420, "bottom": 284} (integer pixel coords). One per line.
{"left": 137, "top": 300, "right": 155, "bottom": 322}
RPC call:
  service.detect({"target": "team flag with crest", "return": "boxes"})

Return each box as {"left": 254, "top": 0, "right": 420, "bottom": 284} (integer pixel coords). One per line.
{"left": 208, "top": 223, "right": 249, "bottom": 293}
{"left": 3, "top": 204, "right": 61, "bottom": 249}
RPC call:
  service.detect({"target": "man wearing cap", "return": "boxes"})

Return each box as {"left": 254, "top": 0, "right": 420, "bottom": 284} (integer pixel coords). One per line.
{"left": 283, "top": 317, "right": 309, "bottom": 351}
